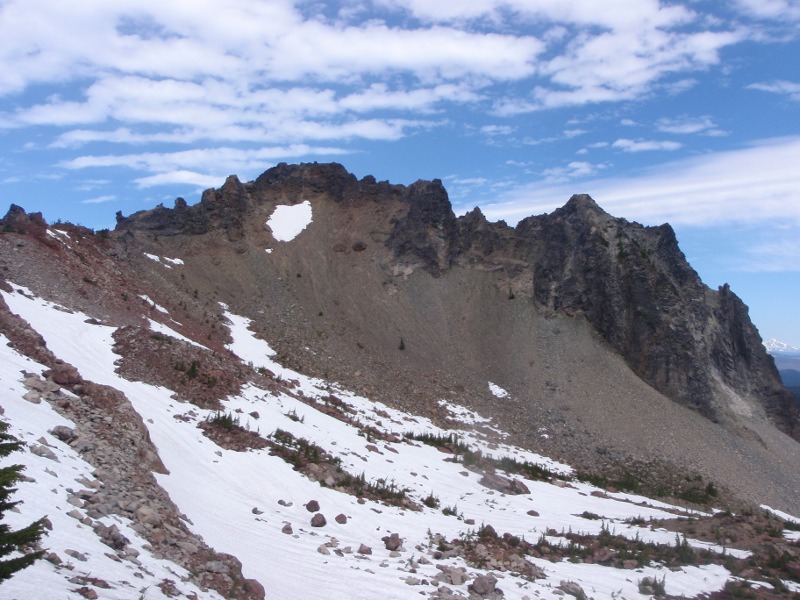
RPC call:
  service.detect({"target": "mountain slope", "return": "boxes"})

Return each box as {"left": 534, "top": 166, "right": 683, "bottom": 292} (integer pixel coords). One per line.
{"left": 2, "top": 281, "right": 798, "bottom": 599}
{"left": 109, "top": 163, "right": 799, "bottom": 493}
{"left": 1, "top": 163, "right": 800, "bottom": 598}
{"left": 114, "top": 163, "right": 797, "bottom": 440}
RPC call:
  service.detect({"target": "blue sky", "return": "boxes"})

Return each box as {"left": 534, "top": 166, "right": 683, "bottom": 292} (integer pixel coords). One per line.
{"left": 1, "top": 0, "right": 799, "bottom": 345}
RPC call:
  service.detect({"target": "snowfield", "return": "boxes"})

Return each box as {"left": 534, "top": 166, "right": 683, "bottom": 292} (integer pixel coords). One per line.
{"left": 1, "top": 282, "right": 796, "bottom": 599}
{"left": 267, "top": 201, "right": 313, "bottom": 242}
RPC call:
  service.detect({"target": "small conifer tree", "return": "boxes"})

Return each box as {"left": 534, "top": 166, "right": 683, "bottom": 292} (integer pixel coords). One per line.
{"left": 0, "top": 421, "right": 46, "bottom": 583}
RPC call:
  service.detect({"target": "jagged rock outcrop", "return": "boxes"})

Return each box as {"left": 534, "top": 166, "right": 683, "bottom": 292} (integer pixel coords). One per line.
{"left": 109, "top": 163, "right": 798, "bottom": 440}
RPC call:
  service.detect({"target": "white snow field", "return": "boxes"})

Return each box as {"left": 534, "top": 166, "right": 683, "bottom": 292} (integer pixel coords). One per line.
{"left": 2, "top": 282, "right": 796, "bottom": 599}
{"left": 267, "top": 201, "right": 313, "bottom": 242}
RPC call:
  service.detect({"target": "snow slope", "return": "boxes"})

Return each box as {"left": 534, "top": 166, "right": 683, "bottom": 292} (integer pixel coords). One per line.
{"left": 0, "top": 335, "right": 223, "bottom": 600}
{"left": 1, "top": 283, "right": 796, "bottom": 599}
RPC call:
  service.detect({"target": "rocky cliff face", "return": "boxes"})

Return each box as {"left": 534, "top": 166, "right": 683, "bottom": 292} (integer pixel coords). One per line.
{"left": 113, "top": 162, "right": 798, "bottom": 441}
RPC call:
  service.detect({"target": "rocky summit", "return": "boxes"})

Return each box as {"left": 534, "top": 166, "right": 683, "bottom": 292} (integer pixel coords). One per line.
{"left": 1, "top": 162, "right": 799, "bottom": 599}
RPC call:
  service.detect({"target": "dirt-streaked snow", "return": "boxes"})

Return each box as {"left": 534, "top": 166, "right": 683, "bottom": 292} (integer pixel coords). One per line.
{"left": 488, "top": 382, "right": 509, "bottom": 399}
{"left": 0, "top": 334, "right": 223, "bottom": 600}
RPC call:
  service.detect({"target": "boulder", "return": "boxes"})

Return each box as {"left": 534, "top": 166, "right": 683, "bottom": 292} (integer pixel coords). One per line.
{"left": 382, "top": 532, "right": 402, "bottom": 551}
{"left": 310, "top": 513, "right": 327, "bottom": 527}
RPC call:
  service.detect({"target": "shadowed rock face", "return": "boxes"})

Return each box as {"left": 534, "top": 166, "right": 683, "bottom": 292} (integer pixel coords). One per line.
{"left": 474, "top": 194, "right": 797, "bottom": 438}
{"left": 110, "top": 162, "right": 798, "bottom": 440}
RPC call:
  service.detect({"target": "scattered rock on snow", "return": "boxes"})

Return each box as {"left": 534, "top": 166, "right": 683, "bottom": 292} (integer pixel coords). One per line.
{"left": 559, "top": 581, "right": 586, "bottom": 599}
{"left": 310, "top": 513, "right": 327, "bottom": 527}
{"left": 382, "top": 532, "right": 402, "bottom": 551}
{"left": 50, "top": 425, "right": 77, "bottom": 443}
{"left": 30, "top": 443, "right": 59, "bottom": 461}
{"left": 469, "top": 573, "right": 500, "bottom": 598}
{"left": 479, "top": 471, "right": 529, "bottom": 495}
{"left": 65, "top": 549, "right": 88, "bottom": 562}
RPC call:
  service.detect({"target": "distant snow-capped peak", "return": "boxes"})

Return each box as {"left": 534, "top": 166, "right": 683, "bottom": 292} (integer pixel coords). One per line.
{"left": 764, "top": 338, "right": 800, "bottom": 353}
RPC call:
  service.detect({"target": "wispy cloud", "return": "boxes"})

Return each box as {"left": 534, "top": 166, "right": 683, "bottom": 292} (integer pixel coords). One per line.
{"left": 733, "top": 0, "right": 800, "bottom": 21}
{"left": 541, "top": 161, "right": 607, "bottom": 183}
{"left": 0, "top": 0, "right": 752, "bottom": 154}
{"left": 75, "top": 179, "right": 111, "bottom": 191}
{"left": 740, "top": 237, "right": 800, "bottom": 272}
{"left": 60, "top": 145, "right": 352, "bottom": 186}
{"left": 134, "top": 172, "right": 221, "bottom": 189}
{"left": 480, "top": 124, "right": 515, "bottom": 136}
{"left": 479, "top": 135, "right": 800, "bottom": 227}
{"left": 81, "top": 194, "right": 116, "bottom": 204}
{"left": 655, "top": 115, "right": 727, "bottom": 136}
{"left": 612, "top": 138, "right": 683, "bottom": 152}
{"left": 747, "top": 80, "right": 800, "bottom": 101}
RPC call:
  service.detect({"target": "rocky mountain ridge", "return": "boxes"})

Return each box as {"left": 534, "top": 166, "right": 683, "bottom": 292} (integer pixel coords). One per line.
{"left": 114, "top": 162, "right": 797, "bottom": 440}
{"left": 2, "top": 162, "right": 800, "bottom": 599}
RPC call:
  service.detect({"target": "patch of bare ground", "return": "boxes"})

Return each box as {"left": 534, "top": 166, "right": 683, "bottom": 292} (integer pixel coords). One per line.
{"left": 198, "top": 413, "right": 270, "bottom": 451}
{"left": 112, "top": 325, "right": 274, "bottom": 409}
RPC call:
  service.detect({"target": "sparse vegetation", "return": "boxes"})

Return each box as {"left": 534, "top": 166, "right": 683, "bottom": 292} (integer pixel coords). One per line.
{"left": 186, "top": 360, "right": 199, "bottom": 379}
{"left": 404, "top": 431, "right": 470, "bottom": 453}
{"left": 206, "top": 411, "right": 240, "bottom": 430}
{"left": 337, "top": 472, "right": 410, "bottom": 504}
{"left": 442, "top": 504, "right": 459, "bottom": 517}
{"left": 422, "top": 492, "right": 440, "bottom": 509}
{"left": 268, "top": 429, "right": 414, "bottom": 508}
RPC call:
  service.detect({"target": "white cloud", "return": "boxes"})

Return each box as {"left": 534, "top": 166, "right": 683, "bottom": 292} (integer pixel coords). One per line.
{"left": 479, "top": 136, "right": 800, "bottom": 228}
{"left": 0, "top": 0, "right": 749, "bottom": 146}
{"left": 748, "top": 80, "right": 800, "bottom": 101}
{"left": 60, "top": 145, "right": 352, "bottom": 187}
{"left": 80, "top": 194, "right": 116, "bottom": 204}
{"left": 563, "top": 128, "right": 587, "bottom": 138}
{"left": 481, "top": 124, "right": 515, "bottom": 136}
{"left": 612, "top": 138, "right": 683, "bottom": 152}
{"left": 447, "top": 176, "right": 489, "bottom": 186}
{"left": 339, "top": 83, "right": 481, "bottom": 113}
{"left": 542, "top": 161, "right": 606, "bottom": 183}
{"left": 134, "top": 171, "right": 222, "bottom": 189}
{"left": 75, "top": 179, "right": 111, "bottom": 191}
{"left": 733, "top": 0, "right": 800, "bottom": 21}
{"left": 377, "top": 0, "right": 696, "bottom": 31}
{"left": 655, "top": 115, "right": 724, "bottom": 135}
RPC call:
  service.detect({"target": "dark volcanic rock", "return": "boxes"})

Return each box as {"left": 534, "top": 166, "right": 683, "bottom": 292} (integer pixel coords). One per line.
{"left": 385, "top": 179, "right": 459, "bottom": 276}
{"left": 498, "top": 195, "right": 796, "bottom": 436}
